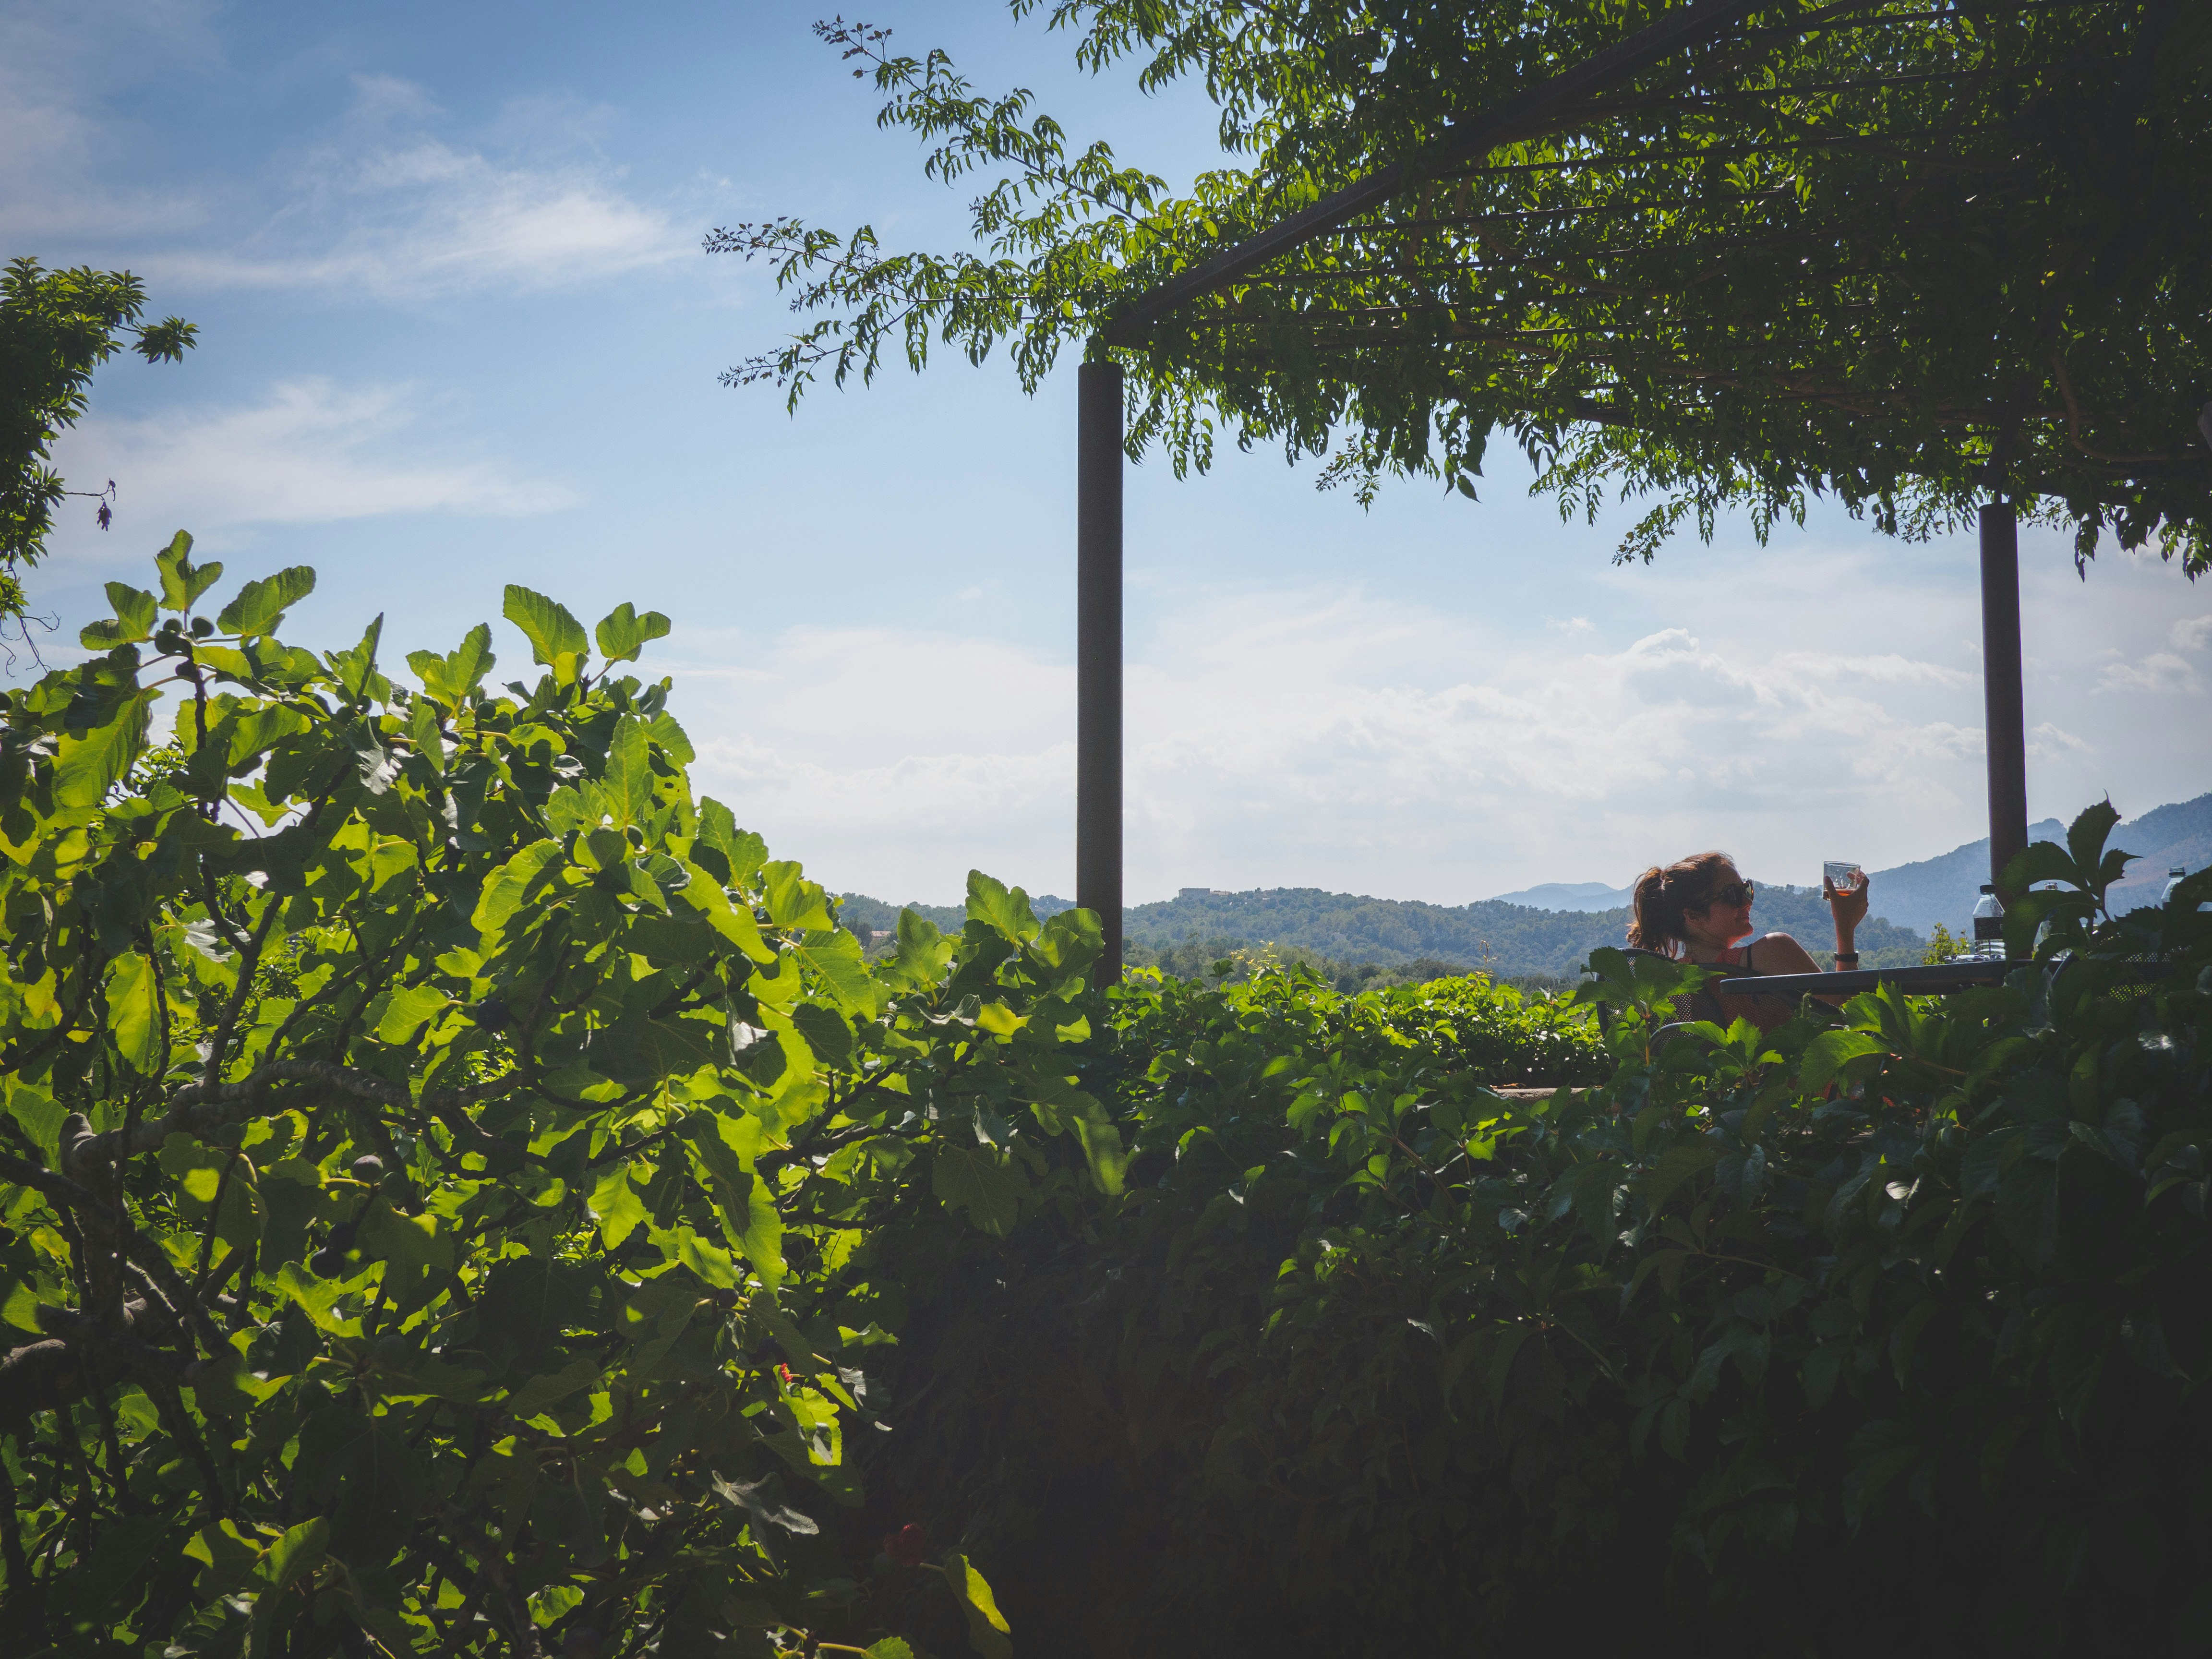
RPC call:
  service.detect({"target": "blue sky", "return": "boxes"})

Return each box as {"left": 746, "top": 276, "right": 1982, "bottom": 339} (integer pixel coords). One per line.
{"left": 14, "top": 0, "right": 2212, "bottom": 907}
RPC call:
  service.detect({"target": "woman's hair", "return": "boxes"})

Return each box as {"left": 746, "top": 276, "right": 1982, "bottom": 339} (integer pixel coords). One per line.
{"left": 1628, "top": 851, "right": 1740, "bottom": 957}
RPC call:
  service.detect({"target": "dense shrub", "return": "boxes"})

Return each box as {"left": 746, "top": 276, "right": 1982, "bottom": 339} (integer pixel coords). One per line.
{"left": 0, "top": 541, "right": 1122, "bottom": 1658}
{"left": 1120, "top": 933, "right": 1587, "bottom": 998}
{"left": 864, "top": 807, "right": 2212, "bottom": 1657}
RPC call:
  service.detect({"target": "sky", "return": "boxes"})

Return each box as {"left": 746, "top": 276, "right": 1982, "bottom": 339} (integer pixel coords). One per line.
{"left": 12, "top": 0, "right": 2212, "bottom": 907}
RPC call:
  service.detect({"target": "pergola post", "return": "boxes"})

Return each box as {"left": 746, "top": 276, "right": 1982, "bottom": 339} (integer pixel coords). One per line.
{"left": 1077, "top": 358, "right": 1124, "bottom": 984}
{"left": 1979, "top": 500, "right": 2029, "bottom": 894}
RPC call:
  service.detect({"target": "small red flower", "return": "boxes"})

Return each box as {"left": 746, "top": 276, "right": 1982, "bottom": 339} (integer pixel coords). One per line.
{"left": 776, "top": 1364, "right": 795, "bottom": 1387}
{"left": 884, "top": 1523, "right": 928, "bottom": 1567}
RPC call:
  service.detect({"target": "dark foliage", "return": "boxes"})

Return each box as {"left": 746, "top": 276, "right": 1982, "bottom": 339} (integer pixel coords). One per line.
{"left": 865, "top": 806, "right": 2212, "bottom": 1657}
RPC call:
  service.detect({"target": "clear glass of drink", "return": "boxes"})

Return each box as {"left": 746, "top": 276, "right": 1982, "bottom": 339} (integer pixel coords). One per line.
{"left": 1823, "top": 860, "right": 1864, "bottom": 894}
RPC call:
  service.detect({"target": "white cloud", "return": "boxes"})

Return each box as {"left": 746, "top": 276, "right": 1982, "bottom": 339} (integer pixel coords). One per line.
{"left": 349, "top": 72, "right": 443, "bottom": 127}
{"left": 2030, "top": 721, "right": 2092, "bottom": 758}
{"left": 1617, "top": 628, "right": 1778, "bottom": 710}
{"left": 150, "top": 131, "right": 691, "bottom": 300}
{"left": 2097, "top": 652, "right": 2200, "bottom": 695}
{"left": 1547, "top": 615, "right": 1592, "bottom": 633}
{"left": 52, "top": 380, "right": 572, "bottom": 536}
{"left": 1770, "top": 651, "right": 1976, "bottom": 689}
{"left": 655, "top": 582, "right": 2008, "bottom": 905}
{"left": 666, "top": 626, "right": 1077, "bottom": 901}
{"left": 4, "top": 42, "right": 693, "bottom": 302}
{"left": 2174, "top": 615, "right": 2212, "bottom": 653}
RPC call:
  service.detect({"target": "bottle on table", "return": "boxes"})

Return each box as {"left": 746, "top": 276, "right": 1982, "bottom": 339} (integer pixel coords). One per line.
{"left": 2028, "top": 880, "right": 2075, "bottom": 957}
{"left": 1971, "top": 884, "right": 2005, "bottom": 960}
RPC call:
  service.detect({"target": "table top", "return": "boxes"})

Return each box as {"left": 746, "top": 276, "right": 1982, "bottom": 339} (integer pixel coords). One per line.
{"left": 1713, "top": 959, "right": 2013, "bottom": 998}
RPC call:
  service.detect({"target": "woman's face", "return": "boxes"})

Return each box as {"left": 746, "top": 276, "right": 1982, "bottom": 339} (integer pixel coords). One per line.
{"left": 1683, "top": 866, "right": 1753, "bottom": 949}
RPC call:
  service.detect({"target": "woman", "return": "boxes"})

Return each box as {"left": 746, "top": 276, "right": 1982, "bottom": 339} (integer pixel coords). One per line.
{"left": 1627, "top": 852, "right": 1870, "bottom": 1031}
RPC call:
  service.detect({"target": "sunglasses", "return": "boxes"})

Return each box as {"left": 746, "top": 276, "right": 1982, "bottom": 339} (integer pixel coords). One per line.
{"left": 1707, "top": 880, "right": 1755, "bottom": 908}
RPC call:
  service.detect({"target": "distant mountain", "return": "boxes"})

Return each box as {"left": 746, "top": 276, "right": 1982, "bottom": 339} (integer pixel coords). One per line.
{"left": 828, "top": 792, "right": 2205, "bottom": 979}
{"left": 835, "top": 890, "right": 1073, "bottom": 940}
{"left": 834, "top": 894, "right": 966, "bottom": 938}
{"left": 1860, "top": 792, "right": 2211, "bottom": 935}
{"left": 834, "top": 880, "right": 1922, "bottom": 978}
{"left": 1489, "top": 880, "right": 1637, "bottom": 912}
{"left": 2104, "top": 794, "right": 2212, "bottom": 910}
{"left": 1482, "top": 791, "right": 2211, "bottom": 935}
{"left": 1116, "top": 882, "right": 1924, "bottom": 979}
{"left": 1858, "top": 818, "right": 2065, "bottom": 937}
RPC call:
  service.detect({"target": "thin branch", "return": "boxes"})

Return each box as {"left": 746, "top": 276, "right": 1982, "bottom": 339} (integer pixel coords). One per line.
{"left": 121, "top": 1239, "right": 225, "bottom": 1360}
{"left": 56, "top": 1061, "right": 508, "bottom": 1170}
{"left": 0, "top": 1151, "right": 96, "bottom": 1207}
{"left": 204, "top": 886, "right": 288, "bottom": 1082}
{"left": 2050, "top": 352, "right": 2188, "bottom": 465}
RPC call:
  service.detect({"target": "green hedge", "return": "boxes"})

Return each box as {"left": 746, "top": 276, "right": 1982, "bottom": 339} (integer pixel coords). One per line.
{"left": 862, "top": 808, "right": 2212, "bottom": 1657}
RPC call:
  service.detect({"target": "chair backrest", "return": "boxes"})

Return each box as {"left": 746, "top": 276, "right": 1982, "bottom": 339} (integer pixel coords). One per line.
{"left": 1587, "top": 948, "right": 1725, "bottom": 1040}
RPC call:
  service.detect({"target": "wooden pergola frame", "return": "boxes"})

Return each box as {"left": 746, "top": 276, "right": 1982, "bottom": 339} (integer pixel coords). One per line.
{"left": 1070, "top": 0, "right": 2172, "bottom": 980}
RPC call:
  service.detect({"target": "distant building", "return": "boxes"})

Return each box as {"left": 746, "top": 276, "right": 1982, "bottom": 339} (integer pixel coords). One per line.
{"left": 1178, "top": 887, "right": 1232, "bottom": 899}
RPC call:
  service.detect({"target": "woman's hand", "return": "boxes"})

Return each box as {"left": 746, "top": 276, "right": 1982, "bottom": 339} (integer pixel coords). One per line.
{"left": 1824, "top": 872, "right": 1871, "bottom": 948}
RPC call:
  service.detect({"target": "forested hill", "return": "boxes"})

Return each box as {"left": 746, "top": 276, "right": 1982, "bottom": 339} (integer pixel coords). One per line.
{"left": 834, "top": 891, "right": 1071, "bottom": 938}
{"left": 837, "top": 884, "right": 1927, "bottom": 979}
{"left": 1120, "top": 883, "right": 1925, "bottom": 977}
{"left": 832, "top": 793, "right": 2212, "bottom": 977}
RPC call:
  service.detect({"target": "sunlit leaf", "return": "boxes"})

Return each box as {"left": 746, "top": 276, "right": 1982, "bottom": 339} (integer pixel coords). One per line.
{"left": 216, "top": 565, "right": 315, "bottom": 637}
{"left": 595, "top": 601, "right": 673, "bottom": 664}
{"left": 504, "top": 584, "right": 589, "bottom": 682}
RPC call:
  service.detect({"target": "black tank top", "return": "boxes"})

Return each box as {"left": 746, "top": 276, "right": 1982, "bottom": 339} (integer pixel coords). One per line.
{"left": 1683, "top": 941, "right": 1761, "bottom": 1026}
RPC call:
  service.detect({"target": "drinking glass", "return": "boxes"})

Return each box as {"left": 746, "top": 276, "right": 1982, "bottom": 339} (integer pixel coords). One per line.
{"left": 1823, "top": 861, "right": 1864, "bottom": 893}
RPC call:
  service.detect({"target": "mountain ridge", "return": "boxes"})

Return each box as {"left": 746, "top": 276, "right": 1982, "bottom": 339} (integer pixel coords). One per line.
{"left": 831, "top": 791, "right": 2208, "bottom": 980}
{"left": 1483, "top": 793, "right": 2209, "bottom": 934}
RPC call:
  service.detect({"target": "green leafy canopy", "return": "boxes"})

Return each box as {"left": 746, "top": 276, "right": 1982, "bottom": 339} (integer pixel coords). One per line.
{"left": 1, "top": 258, "right": 196, "bottom": 606}
{"left": 717, "top": 4, "right": 2212, "bottom": 572}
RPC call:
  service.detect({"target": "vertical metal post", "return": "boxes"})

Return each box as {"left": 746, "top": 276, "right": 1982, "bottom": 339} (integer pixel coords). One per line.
{"left": 1979, "top": 500, "right": 2029, "bottom": 894}
{"left": 1077, "top": 358, "right": 1124, "bottom": 984}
